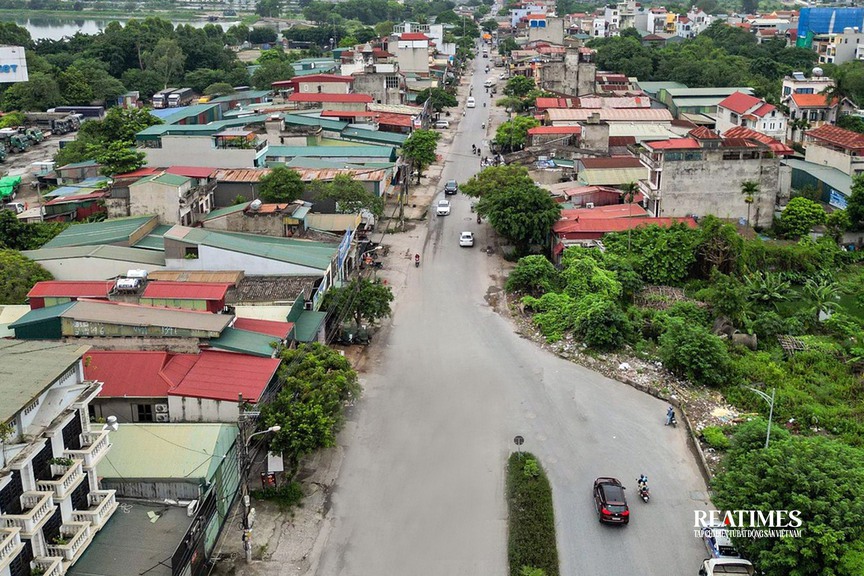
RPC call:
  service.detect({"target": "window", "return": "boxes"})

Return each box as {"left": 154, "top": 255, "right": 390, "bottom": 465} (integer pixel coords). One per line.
{"left": 184, "top": 246, "right": 199, "bottom": 259}
{"left": 136, "top": 404, "right": 154, "bottom": 422}
{"left": 386, "top": 76, "right": 400, "bottom": 89}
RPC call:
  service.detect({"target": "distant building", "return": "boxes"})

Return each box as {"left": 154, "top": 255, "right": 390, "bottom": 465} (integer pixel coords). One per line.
{"left": 392, "top": 32, "right": 430, "bottom": 75}
{"left": 715, "top": 91, "right": 787, "bottom": 142}
{"left": 818, "top": 27, "right": 864, "bottom": 64}
{"left": 804, "top": 124, "right": 864, "bottom": 177}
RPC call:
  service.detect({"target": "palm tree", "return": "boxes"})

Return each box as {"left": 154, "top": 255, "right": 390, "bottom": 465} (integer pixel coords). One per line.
{"left": 620, "top": 181, "right": 639, "bottom": 252}
{"left": 740, "top": 180, "right": 759, "bottom": 227}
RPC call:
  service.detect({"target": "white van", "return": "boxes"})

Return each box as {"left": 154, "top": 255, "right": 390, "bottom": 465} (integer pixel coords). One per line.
{"left": 484, "top": 78, "right": 496, "bottom": 88}
{"left": 434, "top": 120, "right": 450, "bottom": 129}
{"left": 467, "top": 97, "right": 476, "bottom": 108}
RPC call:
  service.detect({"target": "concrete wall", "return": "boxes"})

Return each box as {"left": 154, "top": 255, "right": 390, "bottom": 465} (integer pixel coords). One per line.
{"left": 61, "top": 336, "right": 203, "bottom": 353}
{"left": 295, "top": 81, "right": 349, "bottom": 94}
{"left": 352, "top": 74, "right": 402, "bottom": 105}
{"left": 528, "top": 18, "right": 565, "bottom": 44}
{"left": 202, "top": 211, "right": 286, "bottom": 236}
{"left": 396, "top": 46, "right": 428, "bottom": 74}
{"left": 105, "top": 197, "right": 130, "bottom": 218}
{"left": 804, "top": 144, "right": 864, "bottom": 176}
{"left": 91, "top": 397, "right": 168, "bottom": 424}
{"left": 580, "top": 121, "right": 610, "bottom": 152}
{"left": 143, "top": 136, "right": 262, "bottom": 169}
{"left": 168, "top": 395, "right": 240, "bottom": 423}
{"left": 129, "top": 180, "right": 187, "bottom": 225}
{"left": 30, "top": 257, "right": 164, "bottom": 281}
{"left": 166, "top": 244, "right": 326, "bottom": 276}
{"left": 658, "top": 150, "right": 779, "bottom": 226}
{"left": 101, "top": 478, "right": 202, "bottom": 501}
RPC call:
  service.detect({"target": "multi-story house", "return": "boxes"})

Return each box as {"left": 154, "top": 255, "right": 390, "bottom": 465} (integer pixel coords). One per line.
{"left": 819, "top": 27, "right": 864, "bottom": 64}
{"left": 716, "top": 91, "right": 787, "bottom": 142}
{"left": 637, "top": 127, "right": 779, "bottom": 227}
{"left": 804, "top": 124, "right": 864, "bottom": 177}
{"left": 0, "top": 340, "right": 117, "bottom": 576}
{"left": 129, "top": 171, "right": 216, "bottom": 226}
{"left": 781, "top": 70, "right": 833, "bottom": 100}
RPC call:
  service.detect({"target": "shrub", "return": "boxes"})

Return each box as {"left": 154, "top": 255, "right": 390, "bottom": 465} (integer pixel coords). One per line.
{"left": 666, "top": 301, "right": 710, "bottom": 327}
{"left": 522, "top": 293, "right": 577, "bottom": 341}
{"left": 574, "top": 296, "right": 631, "bottom": 350}
{"left": 560, "top": 249, "right": 622, "bottom": 300}
{"left": 507, "top": 255, "right": 560, "bottom": 296}
{"left": 507, "top": 452, "right": 559, "bottom": 576}
{"left": 700, "top": 426, "right": 731, "bottom": 450}
{"left": 821, "top": 312, "right": 863, "bottom": 340}
{"left": 751, "top": 310, "right": 788, "bottom": 344}
{"left": 778, "top": 197, "right": 826, "bottom": 239}
{"left": 659, "top": 318, "right": 732, "bottom": 387}
{"left": 251, "top": 481, "right": 304, "bottom": 509}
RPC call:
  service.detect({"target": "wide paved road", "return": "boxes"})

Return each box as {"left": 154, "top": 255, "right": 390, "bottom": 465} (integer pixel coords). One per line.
{"left": 316, "top": 49, "right": 713, "bottom": 576}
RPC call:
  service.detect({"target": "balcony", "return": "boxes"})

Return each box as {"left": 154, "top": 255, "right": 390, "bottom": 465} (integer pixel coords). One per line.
{"left": 639, "top": 151, "right": 661, "bottom": 171}
{"left": 1, "top": 492, "right": 55, "bottom": 536}
{"left": 36, "top": 459, "right": 85, "bottom": 501}
{"left": 65, "top": 430, "right": 110, "bottom": 469}
{"left": 71, "top": 490, "right": 117, "bottom": 532}
{"left": 0, "top": 527, "right": 24, "bottom": 572}
{"left": 46, "top": 521, "right": 91, "bottom": 564}
{"left": 31, "top": 557, "right": 64, "bottom": 576}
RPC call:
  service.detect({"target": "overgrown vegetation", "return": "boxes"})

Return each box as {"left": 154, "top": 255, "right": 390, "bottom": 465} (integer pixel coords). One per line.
{"left": 506, "top": 452, "right": 559, "bottom": 576}
{"left": 251, "top": 481, "right": 305, "bottom": 509}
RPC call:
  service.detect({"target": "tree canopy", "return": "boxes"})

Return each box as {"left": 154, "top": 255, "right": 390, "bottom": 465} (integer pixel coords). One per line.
{"left": 0, "top": 250, "right": 53, "bottom": 305}
{"left": 322, "top": 277, "right": 394, "bottom": 328}
{"left": 402, "top": 129, "right": 441, "bottom": 182}
{"left": 310, "top": 174, "right": 384, "bottom": 217}
{"left": 259, "top": 166, "right": 305, "bottom": 203}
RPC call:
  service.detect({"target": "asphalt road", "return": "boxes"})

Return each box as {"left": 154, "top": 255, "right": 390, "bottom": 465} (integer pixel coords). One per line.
{"left": 315, "top": 49, "right": 714, "bottom": 576}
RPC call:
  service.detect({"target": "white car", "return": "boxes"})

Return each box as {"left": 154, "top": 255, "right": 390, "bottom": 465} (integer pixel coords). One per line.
{"left": 467, "top": 97, "right": 476, "bottom": 108}
{"left": 499, "top": 73, "right": 508, "bottom": 80}
{"left": 459, "top": 231, "right": 475, "bottom": 247}
{"left": 436, "top": 199, "right": 451, "bottom": 216}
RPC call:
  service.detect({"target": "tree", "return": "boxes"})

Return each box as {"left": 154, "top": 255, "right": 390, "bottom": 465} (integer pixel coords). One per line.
{"left": 658, "top": 318, "right": 731, "bottom": 387}
{"left": 58, "top": 67, "right": 94, "bottom": 105}
{"left": 825, "top": 209, "right": 851, "bottom": 242}
{"left": 415, "top": 87, "right": 458, "bottom": 112}
{"left": 257, "top": 0, "right": 282, "bottom": 17}
{"left": 321, "top": 277, "right": 394, "bottom": 328}
{"left": 0, "top": 210, "right": 67, "bottom": 251}
{"left": 493, "top": 116, "right": 540, "bottom": 151}
{"left": 695, "top": 215, "right": 743, "bottom": 277}
{"left": 144, "top": 38, "right": 185, "bottom": 89}
{"left": 184, "top": 68, "right": 222, "bottom": 93}
{"left": 619, "top": 181, "right": 639, "bottom": 251}
{"left": 837, "top": 114, "right": 864, "bottom": 134}
{"left": 477, "top": 179, "right": 561, "bottom": 255}
{"left": 498, "top": 37, "right": 518, "bottom": 55}
{"left": 90, "top": 141, "right": 146, "bottom": 176}
{"left": 461, "top": 165, "right": 536, "bottom": 198}
{"left": 506, "top": 255, "right": 560, "bottom": 296}
{"left": 249, "top": 26, "right": 279, "bottom": 44}
{"left": 97, "top": 106, "right": 163, "bottom": 143}
{"left": 251, "top": 60, "right": 295, "bottom": 90}
{"left": 2, "top": 72, "right": 64, "bottom": 112}
{"left": 713, "top": 432, "right": 864, "bottom": 576}
{"left": 402, "top": 129, "right": 441, "bottom": 183}
{"left": 481, "top": 19, "right": 498, "bottom": 33}
{"left": 0, "top": 250, "right": 53, "bottom": 304}
{"left": 204, "top": 82, "right": 235, "bottom": 96}
{"left": 740, "top": 180, "right": 759, "bottom": 227}
{"left": 259, "top": 166, "right": 305, "bottom": 203}
{"left": 374, "top": 21, "right": 394, "bottom": 36}
{"left": 0, "top": 112, "right": 24, "bottom": 129}
{"left": 779, "top": 197, "right": 826, "bottom": 239}
{"left": 311, "top": 174, "right": 384, "bottom": 217}
{"left": 847, "top": 173, "right": 864, "bottom": 230}
{"left": 504, "top": 75, "right": 535, "bottom": 98}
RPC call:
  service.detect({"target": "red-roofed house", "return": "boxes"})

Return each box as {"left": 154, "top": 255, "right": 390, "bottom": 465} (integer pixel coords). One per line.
{"left": 232, "top": 317, "right": 294, "bottom": 339}
{"left": 535, "top": 97, "right": 579, "bottom": 112}
{"left": 86, "top": 349, "right": 281, "bottom": 423}
{"left": 527, "top": 125, "right": 582, "bottom": 146}
{"left": 554, "top": 185, "right": 640, "bottom": 208}
{"left": 394, "top": 31, "right": 430, "bottom": 74}
{"left": 287, "top": 92, "right": 373, "bottom": 112}
{"left": 272, "top": 74, "right": 354, "bottom": 95}
{"left": 638, "top": 132, "right": 779, "bottom": 226}
{"left": 716, "top": 91, "right": 787, "bottom": 142}
{"left": 785, "top": 92, "right": 856, "bottom": 142}
{"left": 722, "top": 126, "right": 794, "bottom": 156}
{"left": 27, "top": 280, "right": 115, "bottom": 309}
{"left": 138, "top": 282, "right": 232, "bottom": 313}
{"left": 804, "top": 124, "right": 864, "bottom": 176}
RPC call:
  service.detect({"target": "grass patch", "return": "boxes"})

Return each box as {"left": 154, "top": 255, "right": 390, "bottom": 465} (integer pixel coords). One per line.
{"left": 507, "top": 452, "right": 559, "bottom": 576}
{"left": 250, "top": 481, "right": 304, "bottom": 509}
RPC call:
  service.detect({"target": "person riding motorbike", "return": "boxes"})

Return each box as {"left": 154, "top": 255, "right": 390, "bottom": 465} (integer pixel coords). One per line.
{"left": 666, "top": 406, "right": 676, "bottom": 426}
{"left": 414, "top": 253, "right": 420, "bottom": 267}
{"left": 477, "top": 214, "right": 481, "bottom": 224}
{"left": 637, "top": 474, "right": 648, "bottom": 488}
{"left": 472, "top": 144, "right": 476, "bottom": 153}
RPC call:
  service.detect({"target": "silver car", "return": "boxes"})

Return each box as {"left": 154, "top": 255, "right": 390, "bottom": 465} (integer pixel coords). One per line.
{"left": 459, "top": 231, "right": 474, "bottom": 247}
{"left": 436, "top": 200, "right": 451, "bottom": 216}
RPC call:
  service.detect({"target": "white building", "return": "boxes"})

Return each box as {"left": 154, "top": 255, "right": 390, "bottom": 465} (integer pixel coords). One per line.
{"left": 716, "top": 91, "right": 787, "bottom": 142}
{"left": 820, "top": 27, "right": 864, "bottom": 65}
{"left": 781, "top": 70, "right": 834, "bottom": 100}
{"left": 0, "top": 340, "right": 117, "bottom": 576}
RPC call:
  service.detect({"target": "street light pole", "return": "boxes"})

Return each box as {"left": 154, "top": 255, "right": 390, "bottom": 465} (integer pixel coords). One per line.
{"left": 237, "top": 406, "right": 281, "bottom": 563}
{"left": 746, "top": 386, "right": 776, "bottom": 449}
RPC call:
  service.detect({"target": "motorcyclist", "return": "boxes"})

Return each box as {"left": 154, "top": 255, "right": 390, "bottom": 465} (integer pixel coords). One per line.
{"left": 637, "top": 474, "right": 648, "bottom": 488}
{"left": 666, "top": 406, "right": 675, "bottom": 426}
{"left": 414, "top": 253, "right": 420, "bottom": 267}
{"left": 477, "top": 213, "right": 481, "bottom": 224}
{"left": 472, "top": 144, "right": 476, "bottom": 153}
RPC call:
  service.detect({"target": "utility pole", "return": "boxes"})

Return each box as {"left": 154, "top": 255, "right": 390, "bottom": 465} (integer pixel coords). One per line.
{"left": 236, "top": 393, "right": 253, "bottom": 563}
{"left": 399, "top": 159, "right": 410, "bottom": 230}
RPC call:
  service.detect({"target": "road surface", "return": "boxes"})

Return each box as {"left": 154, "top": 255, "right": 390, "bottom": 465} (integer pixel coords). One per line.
{"left": 315, "top": 48, "right": 713, "bottom": 576}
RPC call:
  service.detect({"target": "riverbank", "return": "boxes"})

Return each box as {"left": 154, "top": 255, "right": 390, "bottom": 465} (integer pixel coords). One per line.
{"left": 0, "top": 8, "right": 251, "bottom": 24}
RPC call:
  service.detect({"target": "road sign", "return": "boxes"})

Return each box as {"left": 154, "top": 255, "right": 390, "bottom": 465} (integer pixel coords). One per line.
{"left": 514, "top": 435, "right": 524, "bottom": 446}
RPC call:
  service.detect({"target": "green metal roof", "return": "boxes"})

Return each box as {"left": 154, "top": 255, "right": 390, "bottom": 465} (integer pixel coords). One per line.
{"left": 282, "top": 114, "right": 349, "bottom": 132}
{"left": 290, "top": 310, "right": 326, "bottom": 343}
{"left": 42, "top": 216, "right": 156, "bottom": 248}
{"left": 150, "top": 103, "right": 221, "bottom": 125}
{"left": 96, "top": 423, "right": 238, "bottom": 482}
{"left": 165, "top": 227, "right": 337, "bottom": 270}
{"left": 266, "top": 145, "right": 397, "bottom": 161}
{"left": 208, "top": 327, "right": 279, "bottom": 357}
{"left": 23, "top": 245, "right": 167, "bottom": 266}
{"left": 634, "top": 81, "right": 687, "bottom": 95}
{"left": 783, "top": 158, "right": 852, "bottom": 196}
{"left": 284, "top": 158, "right": 397, "bottom": 170}
{"left": 135, "top": 115, "right": 271, "bottom": 141}
{"left": 664, "top": 87, "right": 753, "bottom": 97}
{"left": 132, "top": 224, "right": 173, "bottom": 251}
{"left": 0, "top": 340, "right": 89, "bottom": 423}
{"left": 8, "top": 302, "right": 76, "bottom": 328}
{"left": 202, "top": 202, "right": 250, "bottom": 221}
{"left": 139, "top": 173, "right": 191, "bottom": 187}
{"left": 340, "top": 127, "right": 408, "bottom": 146}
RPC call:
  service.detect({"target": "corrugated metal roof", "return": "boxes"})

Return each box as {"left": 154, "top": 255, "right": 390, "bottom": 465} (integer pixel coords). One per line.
{"left": 201, "top": 203, "right": 251, "bottom": 221}
{"left": 9, "top": 301, "right": 77, "bottom": 328}
{"left": 305, "top": 213, "right": 361, "bottom": 232}
{"left": 282, "top": 114, "right": 350, "bottom": 131}
{"left": 232, "top": 317, "right": 293, "bottom": 338}
{"left": 578, "top": 166, "right": 649, "bottom": 186}
{"left": 293, "top": 168, "right": 387, "bottom": 182}
{"left": 579, "top": 157, "right": 643, "bottom": 169}
{"left": 142, "top": 281, "right": 231, "bottom": 301}
{"left": 288, "top": 93, "right": 372, "bottom": 103}
{"left": 367, "top": 103, "right": 424, "bottom": 115}
{"left": 58, "top": 300, "right": 233, "bottom": 332}
{"left": 22, "top": 245, "right": 166, "bottom": 266}
{"left": 213, "top": 169, "right": 269, "bottom": 183}
{"left": 547, "top": 108, "right": 673, "bottom": 122}
{"left": 266, "top": 145, "right": 396, "bottom": 160}
{"left": 0, "top": 340, "right": 91, "bottom": 423}
{"left": 42, "top": 216, "right": 157, "bottom": 248}
{"left": 86, "top": 350, "right": 174, "bottom": 397}
{"left": 554, "top": 216, "right": 697, "bottom": 234}
{"left": 340, "top": 127, "right": 408, "bottom": 145}
{"left": 207, "top": 327, "right": 279, "bottom": 357}
{"left": 96, "top": 423, "right": 238, "bottom": 482}
{"left": 782, "top": 158, "right": 852, "bottom": 196}
{"left": 147, "top": 271, "right": 244, "bottom": 284}
{"left": 170, "top": 350, "right": 280, "bottom": 401}
{"left": 27, "top": 281, "right": 115, "bottom": 299}
{"left": 664, "top": 87, "right": 754, "bottom": 97}
{"left": 290, "top": 310, "right": 326, "bottom": 342}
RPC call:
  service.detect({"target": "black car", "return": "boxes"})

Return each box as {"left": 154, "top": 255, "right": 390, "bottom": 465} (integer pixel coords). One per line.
{"left": 593, "top": 477, "right": 629, "bottom": 524}
{"left": 444, "top": 180, "right": 458, "bottom": 195}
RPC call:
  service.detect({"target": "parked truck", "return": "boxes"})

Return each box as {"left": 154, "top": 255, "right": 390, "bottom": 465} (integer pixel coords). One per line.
{"left": 48, "top": 106, "right": 105, "bottom": 121}
{"left": 25, "top": 128, "right": 44, "bottom": 144}
{"left": 152, "top": 88, "right": 177, "bottom": 109}
{"left": 168, "top": 87, "right": 195, "bottom": 108}
{"left": 24, "top": 112, "right": 80, "bottom": 135}
{"left": 0, "top": 128, "right": 32, "bottom": 153}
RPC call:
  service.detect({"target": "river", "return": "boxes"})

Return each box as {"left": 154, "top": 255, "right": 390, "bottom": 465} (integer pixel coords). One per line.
{"left": 4, "top": 16, "right": 241, "bottom": 41}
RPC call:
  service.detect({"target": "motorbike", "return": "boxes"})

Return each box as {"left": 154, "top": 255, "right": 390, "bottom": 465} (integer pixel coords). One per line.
{"left": 481, "top": 122, "right": 485, "bottom": 129}
{"left": 414, "top": 255, "right": 420, "bottom": 268}
{"left": 666, "top": 409, "right": 677, "bottom": 428}
{"left": 638, "top": 483, "right": 650, "bottom": 503}
{"left": 476, "top": 214, "right": 481, "bottom": 224}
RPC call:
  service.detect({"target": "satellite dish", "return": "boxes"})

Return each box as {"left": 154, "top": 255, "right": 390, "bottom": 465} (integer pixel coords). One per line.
{"left": 812, "top": 67, "right": 824, "bottom": 77}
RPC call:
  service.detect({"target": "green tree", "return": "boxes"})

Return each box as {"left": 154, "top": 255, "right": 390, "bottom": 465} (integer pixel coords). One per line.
{"left": 97, "top": 106, "right": 163, "bottom": 143}
{"left": 481, "top": 18, "right": 498, "bottom": 33}
{"left": 259, "top": 166, "right": 305, "bottom": 203}
{"left": 779, "top": 197, "right": 826, "bottom": 239}
{"left": 145, "top": 38, "right": 185, "bottom": 89}
{"left": 402, "top": 129, "right": 441, "bottom": 182}
{"left": 321, "top": 277, "right": 394, "bottom": 328}
{"left": 695, "top": 215, "right": 743, "bottom": 277}
{"left": 310, "top": 174, "right": 384, "bottom": 217}
{"left": 837, "top": 114, "right": 864, "bottom": 134}
{"left": 658, "top": 318, "right": 731, "bottom": 387}
{"left": 713, "top": 433, "right": 864, "bottom": 576}
{"left": 847, "top": 173, "right": 864, "bottom": 230}
{"left": 249, "top": 27, "right": 279, "bottom": 44}
{"left": 0, "top": 250, "right": 53, "bottom": 304}
{"left": 498, "top": 37, "right": 518, "bottom": 55}
{"left": 740, "top": 180, "right": 759, "bottom": 227}
{"left": 825, "top": 209, "right": 851, "bottom": 242}
{"left": 415, "top": 87, "right": 458, "bottom": 112}
{"left": 504, "top": 75, "right": 535, "bottom": 98}
{"left": 2, "top": 72, "right": 64, "bottom": 112}
{"left": 506, "top": 255, "right": 560, "bottom": 296}
{"left": 574, "top": 295, "right": 631, "bottom": 350}
{"left": 493, "top": 116, "right": 540, "bottom": 151}
{"left": 461, "top": 165, "right": 536, "bottom": 198}
{"left": 58, "top": 67, "right": 94, "bottom": 105}
{"left": 204, "top": 82, "right": 235, "bottom": 96}
{"left": 184, "top": 68, "right": 222, "bottom": 93}
{"left": 0, "top": 112, "right": 25, "bottom": 129}
{"left": 251, "top": 60, "right": 295, "bottom": 90}
{"left": 90, "top": 141, "right": 146, "bottom": 176}
{"left": 476, "top": 179, "right": 560, "bottom": 255}
{"left": 374, "top": 21, "right": 394, "bottom": 36}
